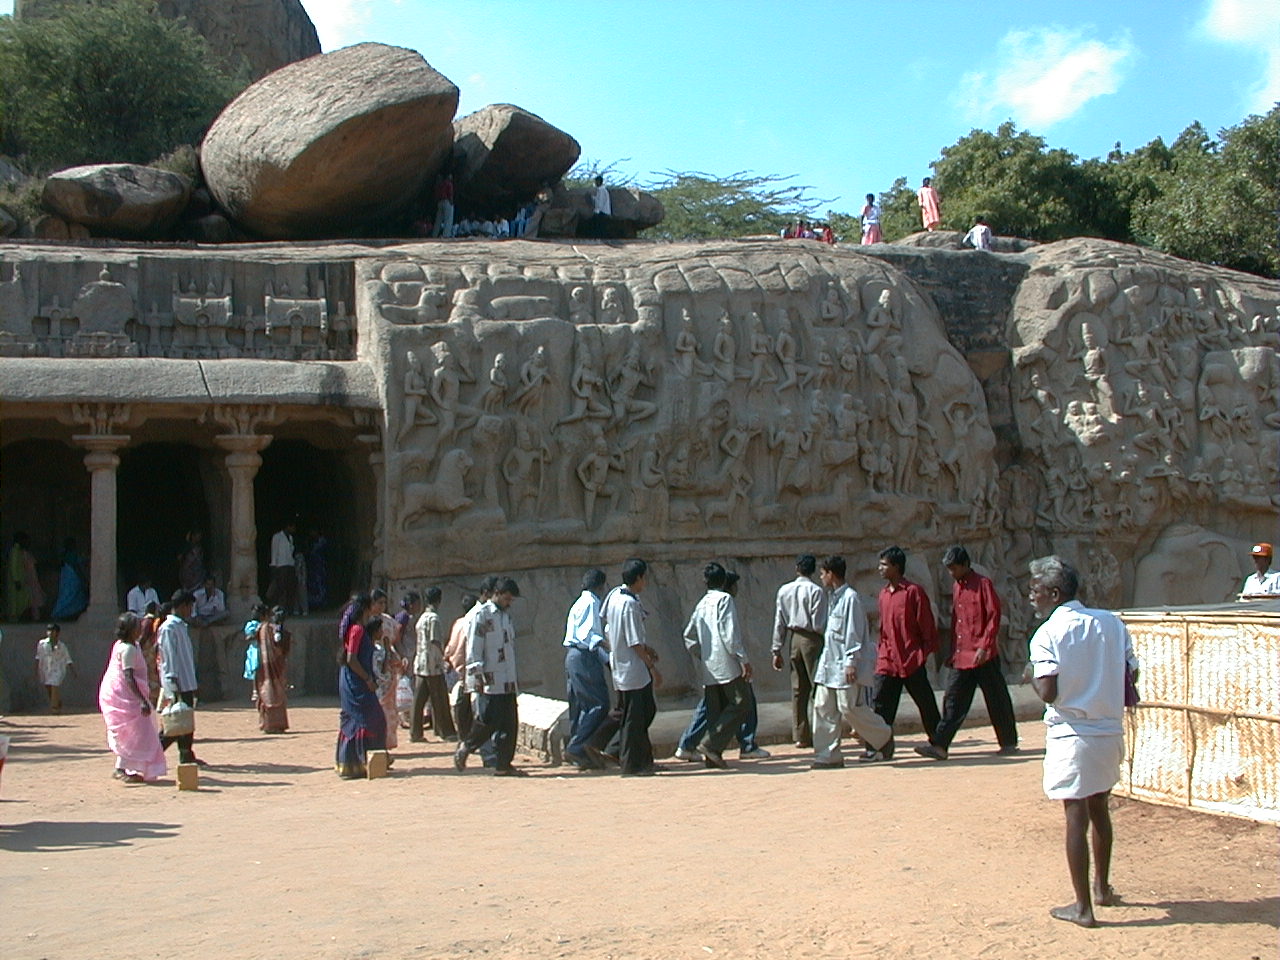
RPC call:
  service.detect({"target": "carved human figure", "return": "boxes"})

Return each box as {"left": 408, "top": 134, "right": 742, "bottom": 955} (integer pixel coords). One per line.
{"left": 1074, "top": 319, "right": 1119, "bottom": 421}
{"left": 568, "top": 285, "right": 592, "bottom": 325}
{"left": 630, "top": 433, "right": 668, "bottom": 524}
{"left": 1124, "top": 382, "right": 1174, "bottom": 457}
{"left": 812, "top": 336, "right": 837, "bottom": 392}
{"left": 576, "top": 437, "right": 624, "bottom": 528}
{"left": 430, "top": 340, "right": 480, "bottom": 449}
{"left": 886, "top": 357, "right": 920, "bottom": 492}
{"left": 774, "top": 315, "right": 809, "bottom": 393}
{"left": 396, "top": 350, "right": 437, "bottom": 445}
{"left": 916, "top": 424, "right": 941, "bottom": 500}
{"left": 820, "top": 282, "right": 842, "bottom": 323}
{"left": 704, "top": 413, "right": 757, "bottom": 523}
{"left": 1114, "top": 310, "right": 1161, "bottom": 380}
{"left": 558, "top": 339, "right": 612, "bottom": 425}
{"left": 513, "top": 345, "right": 552, "bottom": 414}
{"left": 712, "top": 311, "right": 737, "bottom": 384}
{"left": 479, "top": 352, "right": 509, "bottom": 413}
{"left": 610, "top": 344, "right": 658, "bottom": 424}
{"left": 599, "top": 287, "right": 624, "bottom": 324}
{"left": 768, "top": 411, "right": 812, "bottom": 496}
{"left": 862, "top": 288, "right": 902, "bottom": 355}
{"left": 501, "top": 420, "right": 551, "bottom": 521}
{"left": 673, "top": 308, "right": 711, "bottom": 379}
{"left": 746, "top": 311, "right": 777, "bottom": 389}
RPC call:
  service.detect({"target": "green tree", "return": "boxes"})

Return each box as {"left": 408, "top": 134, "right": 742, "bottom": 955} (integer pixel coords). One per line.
{"left": 931, "top": 122, "right": 1116, "bottom": 241}
{"left": 1132, "top": 109, "right": 1279, "bottom": 276}
{"left": 640, "top": 170, "right": 831, "bottom": 240}
{"left": 0, "top": 0, "right": 244, "bottom": 170}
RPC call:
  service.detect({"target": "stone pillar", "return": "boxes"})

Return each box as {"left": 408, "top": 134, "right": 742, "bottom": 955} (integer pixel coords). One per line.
{"left": 357, "top": 433, "right": 385, "bottom": 584}
{"left": 215, "top": 433, "right": 273, "bottom": 620}
{"left": 73, "top": 433, "right": 130, "bottom": 617}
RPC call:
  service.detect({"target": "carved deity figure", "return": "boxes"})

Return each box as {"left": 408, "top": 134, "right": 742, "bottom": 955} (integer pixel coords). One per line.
{"left": 480, "top": 352, "right": 509, "bottom": 413}
{"left": 712, "top": 311, "right": 737, "bottom": 384}
{"left": 513, "top": 345, "right": 552, "bottom": 414}
{"left": 430, "top": 341, "right": 480, "bottom": 448}
{"left": 886, "top": 357, "right": 920, "bottom": 492}
{"left": 862, "top": 288, "right": 902, "bottom": 355}
{"left": 558, "top": 340, "right": 612, "bottom": 425}
{"left": 1074, "top": 318, "right": 1119, "bottom": 421}
{"left": 820, "top": 282, "right": 843, "bottom": 323}
{"left": 673, "top": 308, "right": 710, "bottom": 378}
{"left": 769, "top": 411, "right": 812, "bottom": 496}
{"left": 568, "top": 285, "right": 592, "bottom": 325}
{"left": 599, "top": 287, "right": 625, "bottom": 324}
{"left": 576, "top": 437, "right": 624, "bottom": 528}
{"left": 610, "top": 344, "right": 657, "bottom": 424}
{"left": 774, "top": 315, "right": 808, "bottom": 393}
{"left": 396, "top": 350, "right": 437, "bottom": 445}
{"left": 502, "top": 420, "right": 551, "bottom": 521}
{"left": 746, "top": 311, "right": 777, "bottom": 389}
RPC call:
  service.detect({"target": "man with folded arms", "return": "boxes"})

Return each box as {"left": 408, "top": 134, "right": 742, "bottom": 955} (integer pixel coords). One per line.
{"left": 811, "top": 555, "right": 894, "bottom": 768}
{"left": 682, "top": 561, "right": 752, "bottom": 769}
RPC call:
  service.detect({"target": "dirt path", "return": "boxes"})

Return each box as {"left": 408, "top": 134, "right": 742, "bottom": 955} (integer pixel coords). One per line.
{"left": 2, "top": 701, "right": 1275, "bottom": 960}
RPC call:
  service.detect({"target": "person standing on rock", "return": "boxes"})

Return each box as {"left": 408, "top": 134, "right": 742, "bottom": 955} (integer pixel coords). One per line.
{"left": 771, "top": 554, "right": 828, "bottom": 748}
{"left": 917, "top": 177, "right": 942, "bottom": 231}
{"left": 431, "top": 169, "right": 455, "bottom": 239}
{"left": 872, "top": 546, "right": 941, "bottom": 755}
{"left": 811, "top": 555, "right": 894, "bottom": 768}
{"left": 964, "top": 216, "right": 993, "bottom": 251}
{"left": 681, "top": 561, "right": 752, "bottom": 770}
{"left": 916, "top": 546, "right": 1018, "bottom": 761}
{"left": 860, "top": 193, "right": 882, "bottom": 245}
{"left": 563, "top": 569, "right": 610, "bottom": 770}
{"left": 604, "top": 559, "right": 661, "bottom": 776}
{"left": 454, "top": 577, "right": 524, "bottom": 776}
{"left": 1027, "top": 555, "right": 1137, "bottom": 928}
{"left": 588, "top": 174, "right": 611, "bottom": 238}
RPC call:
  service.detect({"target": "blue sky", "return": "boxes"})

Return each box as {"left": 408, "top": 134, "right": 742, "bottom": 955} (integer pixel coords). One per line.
{"left": 3, "top": 0, "right": 1276, "bottom": 214}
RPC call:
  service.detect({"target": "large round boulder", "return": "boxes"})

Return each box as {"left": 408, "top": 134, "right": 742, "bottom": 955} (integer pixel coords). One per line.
{"left": 42, "top": 164, "right": 191, "bottom": 238}
{"left": 453, "top": 104, "right": 580, "bottom": 215}
{"left": 201, "top": 43, "right": 459, "bottom": 239}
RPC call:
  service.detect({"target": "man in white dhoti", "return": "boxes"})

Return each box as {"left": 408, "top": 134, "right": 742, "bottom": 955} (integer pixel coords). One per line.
{"left": 1028, "top": 556, "right": 1138, "bottom": 928}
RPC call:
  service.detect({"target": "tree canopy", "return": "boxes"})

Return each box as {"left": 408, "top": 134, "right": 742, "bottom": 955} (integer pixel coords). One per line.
{"left": 640, "top": 170, "right": 832, "bottom": 241}
{"left": 0, "top": 0, "right": 244, "bottom": 171}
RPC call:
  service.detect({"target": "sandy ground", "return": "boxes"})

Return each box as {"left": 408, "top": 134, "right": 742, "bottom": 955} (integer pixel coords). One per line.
{"left": 1, "top": 699, "right": 1276, "bottom": 960}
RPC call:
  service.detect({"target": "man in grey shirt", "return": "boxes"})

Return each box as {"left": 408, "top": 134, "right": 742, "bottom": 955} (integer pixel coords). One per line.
{"left": 683, "top": 561, "right": 752, "bottom": 769}
{"left": 158, "top": 590, "right": 201, "bottom": 765}
{"left": 771, "top": 554, "right": 828, "bottom": 747}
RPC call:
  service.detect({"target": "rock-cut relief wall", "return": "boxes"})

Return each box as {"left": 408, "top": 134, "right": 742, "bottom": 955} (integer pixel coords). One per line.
{"left": 1008, "top": 238, "right": 1280, "bottom": 607}
{"left": 357, "top": 242, "right": 999, "bottom": 578}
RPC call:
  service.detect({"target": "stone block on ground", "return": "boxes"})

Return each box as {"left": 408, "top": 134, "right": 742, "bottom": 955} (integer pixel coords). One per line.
{"left": 452, "top": 104, "right": 580, "bottom": 215}
{"left": 515, "top": 693, "right": 569, "bottom": 765}
{"left": 176, "top": 762, "right": 199, "bottom": 790}
{"left": 201, "top": 42, "right": 459, "bottom": 239}
{"left": 367, "top": 749, "right": 389, "bottom": 778}
{"left": 42, "top": 164, "right": 191, "bottom": 239}
{"left": 536, "top": 183, "right": 664, "bottom": 239}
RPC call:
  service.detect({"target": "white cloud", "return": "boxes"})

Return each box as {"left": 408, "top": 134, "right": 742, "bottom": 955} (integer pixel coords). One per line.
{"left": 1200, "top": 0, "right": 1280, "bottom": 114}
{"left": 302, "top": 0, "right": 374, "bottom": 52}
{"left": 958, "top": 27, "right": 1134, "bottom": 129}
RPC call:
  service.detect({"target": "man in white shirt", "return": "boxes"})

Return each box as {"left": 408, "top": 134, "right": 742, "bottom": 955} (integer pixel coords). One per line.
{"left": 454, "top": 578, "right": 524, "bottom": 776}
{"left": 1028, "top": 555, "right": 1138, "bottom": 929}
{"left": 588, "top": 174, "right": 612, "bottom": 238}
{"left": 125, "top": 575, "right": 159, "bottom": 616}
{"left": 411, "top": 587, "right": 455, "bottom": 743}
{"left": 682, "top": 562, "right": 751, "bottom": 769}
{"left": 605, "top": 558, "right": 660, "bottom": 776}
{"left": 192, "top": 575, "right": 228, "bottom": 626}
{"left": 811, "top": 555, "right": 894, "bottom": 769}
{"left": 1240, "top": 542, "right": 1280, "bottom": 597}
{"left": 964, "top": 216, "right": 993, "bottom": 251}
{"left": 771, "top": 554, "right": 829, "bottom": 748}
{"left": 158, "top": 590, "right": 202, "bottom": 766}
{"left": 563, "top": 569, "right": 610, "bottom": 770}
{"left": 266, "top": 521, "right": 298, "bottom": 615}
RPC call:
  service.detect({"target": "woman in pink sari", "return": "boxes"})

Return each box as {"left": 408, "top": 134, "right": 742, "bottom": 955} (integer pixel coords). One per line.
{"left": 99, "top": 612, "right": 167, "bottom": 784}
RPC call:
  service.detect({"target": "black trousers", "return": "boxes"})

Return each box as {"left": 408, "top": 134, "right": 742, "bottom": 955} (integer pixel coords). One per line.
{"left": 933, "top": 659, "right": 1018, "bottom": 749}
{"left": 873, "top": 666, "right": 941, "bottom": 744}
{"left": 411, "top": 674, "right": 456, "bottom": 741}
{"left": 700, "top": 677, "right": 751, "bottom": 755}
{"left": 463, "top": 692, "right": 518, "bottom": 771}
{"left": 160, "top": 689, "right": 196, "bottom": 763}
{"left": 617, "top": 683, "right": 657, "bottom": 774}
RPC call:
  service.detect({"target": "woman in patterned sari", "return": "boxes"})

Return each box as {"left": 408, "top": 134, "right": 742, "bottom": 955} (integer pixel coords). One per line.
{"left": 335, "top": 595, "right": 386, "bottom": 778}
{"left": 256, "top": 604, "right": 292, "bottom": 733}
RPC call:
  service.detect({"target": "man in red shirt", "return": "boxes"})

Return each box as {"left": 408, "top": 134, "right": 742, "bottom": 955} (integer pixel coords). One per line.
{"left": 872, "top": 546, "right": 941, "bottom": 758}
{"left": 916, "top": 546, "right": 1019, "bottom": 760}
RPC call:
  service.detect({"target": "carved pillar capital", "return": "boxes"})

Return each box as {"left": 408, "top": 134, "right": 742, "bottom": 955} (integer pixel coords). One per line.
{"left": 70, "top": 402, "right": 133, "bottom": 436}
{"left": 212, "top": 403, "right": 277, "bottom": 437}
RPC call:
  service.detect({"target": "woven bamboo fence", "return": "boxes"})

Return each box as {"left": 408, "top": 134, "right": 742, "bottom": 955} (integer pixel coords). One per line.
{"left": 1117, "top": 605, "right": 1280, "bottom": 823}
